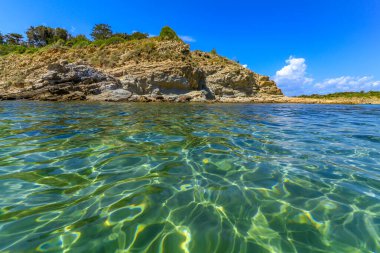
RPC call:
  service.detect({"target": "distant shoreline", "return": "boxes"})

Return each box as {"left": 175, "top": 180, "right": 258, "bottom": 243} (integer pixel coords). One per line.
{"left": 206, "top": 96, "right": 380, "bottom": 104}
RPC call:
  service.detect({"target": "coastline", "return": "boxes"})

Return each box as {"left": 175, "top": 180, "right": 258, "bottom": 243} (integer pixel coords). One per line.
{"left": 2, "top": 95, "right": 380, "bottom": 104}
{"left": 1, "top": 45, "right": 379, "bottom": 105}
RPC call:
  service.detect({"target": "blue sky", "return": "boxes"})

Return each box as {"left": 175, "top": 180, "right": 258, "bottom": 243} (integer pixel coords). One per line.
{"left": 1, "top": 0, "right": 379, "bottom": 95}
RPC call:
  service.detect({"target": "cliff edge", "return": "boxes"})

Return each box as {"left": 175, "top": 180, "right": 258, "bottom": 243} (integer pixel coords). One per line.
{"left": 0, "top": 39, "right": 283, "bottom": 102}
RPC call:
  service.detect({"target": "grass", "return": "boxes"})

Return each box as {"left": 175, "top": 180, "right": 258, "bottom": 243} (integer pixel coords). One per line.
{"left": 298, "top": 91, "right": 380, "bottom": 99}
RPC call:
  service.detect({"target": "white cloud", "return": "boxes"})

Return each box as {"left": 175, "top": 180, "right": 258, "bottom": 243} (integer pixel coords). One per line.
{"left": 274, "top": 56, "right": 313, "bottom": 84}
{"left": 314, "top": 76, "right": 380, "bottom": 94}
{"left": 273, "top": 56, "right": 313, "bottom": 96}
{"left": 273, "top": 56, "right": 380, "bottom": 96}
{"left": 179, "top": 35, "right": 196, "bottom": 43}
{"left": 242, "top": 64, "right": 248, "bottom": 69}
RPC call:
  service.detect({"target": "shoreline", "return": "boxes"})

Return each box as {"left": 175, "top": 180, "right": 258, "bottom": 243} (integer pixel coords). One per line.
{"left": 1, "top": 96, "right": 380, "bottom": 105}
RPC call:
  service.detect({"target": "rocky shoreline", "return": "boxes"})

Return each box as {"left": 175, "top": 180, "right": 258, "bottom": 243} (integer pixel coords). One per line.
{"left": 2, "top": 92, "right": 379, "bottom": 105}
{"left": 0, "top": 40, "right": 284, "bottom": 103}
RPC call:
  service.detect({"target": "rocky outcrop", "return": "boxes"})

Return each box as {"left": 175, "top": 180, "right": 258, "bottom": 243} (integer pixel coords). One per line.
{"left": 0, "top": 61, "right": 127, "bottom": 101}
{"left": 114, "top": 63, "right": 206, "bottom": 95}
{"left": 0, "top": 40, "right": 283, "bottom": 102}
{"left": 256, "top": 75, "right": 282, "bottom": 95}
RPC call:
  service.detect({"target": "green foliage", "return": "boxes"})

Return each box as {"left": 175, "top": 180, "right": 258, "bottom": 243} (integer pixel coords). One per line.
{"left": 92, "top": 36, "right": 127, "bottom": 47}
{"left": 90, "top": 32, "right": 148, "bottom": 47}
{"left": 104, "top": 36, "right": 126, "bottom": 45}
{"left": 112, "top": 33, "right": 130, "bottom": 40}
{"left": 25, "top": 47, "right": 39, "bottom": 54}
{"left": 91, "top": 24, "right": 113, "bottom": 41}
{"left": 65, "top": 35, "right": 91, "bottom": 47}
{"left": 210, "top": 48, "right": 217, "bottom": 55}
{"left": 46, "top": 39, "right": 67, "bottom": 50}
{"left": 159, "top": 26, "right": 180, "bottom": 41}
{"left": 0, "top": 24, "right": 174, "bottom": 57}
{"left": 0, "top": 44, "right": 31, "bottom": 56}
{"left": 4, "top": 33, "right": 24, "bottom": 45}
{"left": 73, "top": 40, "right": 91, "bottom": 48}
{"left": 298, "top": 91, "right": 380, "bottom": 99}
{"left": 91, "top": 39, "right": 106, "bottom": 47}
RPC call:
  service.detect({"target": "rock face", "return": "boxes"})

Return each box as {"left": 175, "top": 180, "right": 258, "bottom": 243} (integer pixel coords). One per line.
{"left": 256, "top": 75, "right": 283, "bottom": 95}
{"left": 0, "top": 40, "right": 283, "bottom": 102}
{"left": 117, "top": 63, "right": 206, "bottom": 96}
{"left": 0, "top": 61, "right": 126, "bottom": 101}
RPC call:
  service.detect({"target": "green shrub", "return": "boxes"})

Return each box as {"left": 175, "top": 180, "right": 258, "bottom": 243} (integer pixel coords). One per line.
{"left": 129, "top": 32, "right": 149, "bottom": 40}
{"left": 0, "top": 44, "right": 30, "bottom": 56}
{"left": 25, "top": 47, "right": 39, "bottom": 54}
{"left": 56, "top": 39, "right": 66, "bottom": 45}
{"left": 16, "top": 46, "right": 27, "bottom": 54}
{"left": 91, "top": 39, "right": 106, "bottom": 47}
{"left": 91, "top": 36, "right": 127, "bottom": 47}
{"left": 73, "top": 40, "right": 91, "bottom": 48}
{"left": 66, "top": 35, "right": 91, "bottom": 47}
{"left": 159, "top": 26, "right": 180, "bottom": 41}
{"left": 104, "top": 36, "right": 126, "bottom": 45}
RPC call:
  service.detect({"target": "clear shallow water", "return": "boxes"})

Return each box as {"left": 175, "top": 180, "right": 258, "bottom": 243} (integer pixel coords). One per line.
{"left": 0, "top": 101, "right": 379, "bottom": 253}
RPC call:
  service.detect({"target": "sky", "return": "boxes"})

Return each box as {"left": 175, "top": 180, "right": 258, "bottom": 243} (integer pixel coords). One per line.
{"left": 0, "top": 0, "right": 379, "bottom": 96}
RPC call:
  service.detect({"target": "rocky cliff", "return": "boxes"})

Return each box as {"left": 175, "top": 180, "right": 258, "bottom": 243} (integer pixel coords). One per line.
{"left": 0, "top": 39, "right": 282, "bottom": 102}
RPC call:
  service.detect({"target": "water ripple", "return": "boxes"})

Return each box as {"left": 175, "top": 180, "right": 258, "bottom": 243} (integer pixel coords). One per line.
{"left": 0, "top": 101, "right": 379, "bottom": 252}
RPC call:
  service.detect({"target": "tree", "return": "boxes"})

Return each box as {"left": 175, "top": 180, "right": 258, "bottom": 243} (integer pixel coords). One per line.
{"left": 26, "top": 26, "right": 54, "bottom": 47}
{"left": 210, "top": 48, "right": 217, "bottom": 55}
{"left": 26, "top": 26, "right": 70, "bottom": 47}
{"left": 0, "top": 32, "right": 4, "bottom": 44}
{"left": 5, "top": 33, "right": 24, "bottom": 45}
{"left": 159, "top": 26, "right": 180, "bottom": 41}
{"left": 91, "top": 24, "right": 112, "bottom": 41}
{"left": 54, "top": 28, "right": 70, "bottom": 42}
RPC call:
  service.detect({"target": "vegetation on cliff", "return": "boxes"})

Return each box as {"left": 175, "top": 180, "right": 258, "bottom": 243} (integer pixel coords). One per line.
{"left": 159, "top": 26, "right": 181, "bottom": 41}
{"left": 0, "top": 24, "right": 174, "bottom": 56}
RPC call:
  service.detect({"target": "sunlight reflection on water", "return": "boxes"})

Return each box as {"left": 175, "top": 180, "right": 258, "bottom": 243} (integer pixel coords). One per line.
{"left": 0, "top": 101, "right": 379, "bottom": 252}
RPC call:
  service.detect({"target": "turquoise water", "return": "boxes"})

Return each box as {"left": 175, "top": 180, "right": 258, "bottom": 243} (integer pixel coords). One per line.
{"left": 0, "top": 101, "right": 379, "bottom": 253}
